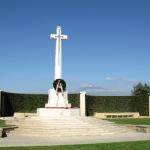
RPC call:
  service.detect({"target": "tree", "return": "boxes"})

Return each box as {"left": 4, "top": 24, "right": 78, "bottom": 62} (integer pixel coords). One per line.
{"left": 131, "top": 82, "right": 150, "bottom": 96}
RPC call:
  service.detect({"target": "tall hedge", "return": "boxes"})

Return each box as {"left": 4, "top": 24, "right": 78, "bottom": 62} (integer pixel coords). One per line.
{"left": 86, "top": 95, "right": 149, "bottom": 116}
{"left": 0, "top": 91, "right": 80, "bottom": 116}
{"left": 68, "top": 94, "right": 80, "bottom": 107}
{"left": 0, "top": 91, "right": 149, "bottom": 117}
{"left": 0, "top": 91, "right": 48, "bottom": 116}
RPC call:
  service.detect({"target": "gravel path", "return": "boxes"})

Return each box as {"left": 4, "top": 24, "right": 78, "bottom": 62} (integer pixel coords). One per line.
{"left": 0, "top": 132, "right": 150, "bottom": 147}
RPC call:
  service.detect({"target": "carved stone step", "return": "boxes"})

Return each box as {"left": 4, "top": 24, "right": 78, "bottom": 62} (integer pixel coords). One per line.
{"left": 5, "top": 116, "right": 130, "bottom": 137}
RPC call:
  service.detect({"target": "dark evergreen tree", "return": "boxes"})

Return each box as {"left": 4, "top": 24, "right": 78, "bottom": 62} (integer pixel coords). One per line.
{"left": 132, "top": 82, "right": 150, "bottom": 96}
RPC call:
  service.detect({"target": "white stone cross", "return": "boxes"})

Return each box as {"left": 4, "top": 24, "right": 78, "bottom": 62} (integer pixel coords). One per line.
{"left": 50, "top": 26, "right": 68, "bottom": 80}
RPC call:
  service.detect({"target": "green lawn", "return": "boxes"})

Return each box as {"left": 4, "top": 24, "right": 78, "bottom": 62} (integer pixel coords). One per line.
{"left": 0, "top": 119, "right": 5, "bottom": 127}
{"left": 0, "top": 141, "right": 150, "bottom": 150}
{"left": 106, "top": 118, "right": 150, "bottom": 125}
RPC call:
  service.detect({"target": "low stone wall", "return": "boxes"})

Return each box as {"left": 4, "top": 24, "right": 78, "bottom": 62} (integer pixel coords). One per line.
{"left": 127, "top": 125, "right": 150, "bottom": 133}
{"left": 14, "top": 113, "right": 37, "bottom": 118}
{"left": 0, "top": 128, "right": 2, "bottom": 138}
{"left": 94, "top": 112, "right": 140, "bottom": 119}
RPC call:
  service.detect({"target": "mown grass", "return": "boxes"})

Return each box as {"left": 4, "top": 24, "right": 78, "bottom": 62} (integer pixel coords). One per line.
{"left": 0, "top": 119, "right": 5, "bottom": 127}
{"left": 0, "top": 141, "right": 150, "bottom": 150}
{"left": 106, "top": 118, "right": 150, "bottom": 125}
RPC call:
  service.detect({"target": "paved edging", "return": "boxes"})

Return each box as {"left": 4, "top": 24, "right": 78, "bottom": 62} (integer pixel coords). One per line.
{"left": 0, "top": 132, "right": 150, "bottom": 147}
{"left": 126, "top": 125, "right": 150, "bottom": 133}
{"left": 0, "top": 128, "right": 2, "bottom": 138}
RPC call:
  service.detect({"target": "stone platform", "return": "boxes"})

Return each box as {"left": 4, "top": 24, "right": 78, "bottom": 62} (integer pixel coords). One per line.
{"left": 5, "top": 116, "right": 131, "bottom": 137}
{"left": 37, "top": 108, "right": 80, "bottom": 117}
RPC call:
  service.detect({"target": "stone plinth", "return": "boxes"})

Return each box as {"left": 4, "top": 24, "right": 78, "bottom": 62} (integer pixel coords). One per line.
{"left": 80, "top": 91, "right": 86, "bottom": 117}
{"left": 45, "top": 89, "right": 71, "bottom": 108}
{"left": 149, "top": 94, "right": 150, "bottom": 117}
{"left": 37, "top": 108, "right": 80, "bottom": 117}
{"left": 37, "top": 88, "right": 75, "bottom": 117}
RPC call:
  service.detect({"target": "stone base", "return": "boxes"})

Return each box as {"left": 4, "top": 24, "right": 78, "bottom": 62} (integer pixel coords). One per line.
{"left": 45, "top": 103, "right": 71, "bottom": 108}
{"left": 37, "top": 108, "right": 80, "bottom": 117}
{"left": 47, "top": 89, "right": 71, "bottom": 108}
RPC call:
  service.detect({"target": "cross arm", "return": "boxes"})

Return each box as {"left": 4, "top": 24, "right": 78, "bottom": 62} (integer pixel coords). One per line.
{"left": 50, "top": 34, "right": 57, "bottom": 39}
{"left": 61, "top": 35, "right": 68, "bottom": 40}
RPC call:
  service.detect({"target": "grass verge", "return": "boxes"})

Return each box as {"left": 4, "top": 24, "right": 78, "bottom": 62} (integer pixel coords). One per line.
{"left": 106, "top": 118, "right": 150, "bottom": 125}
{"left": 0, "top": 119, "right": 5, "bottom": 127}
{"left": 0, "top": 141, "right": 150, "bottom": 150}
{"left": 0, "top": 119, "right": 6, "bottom": 127}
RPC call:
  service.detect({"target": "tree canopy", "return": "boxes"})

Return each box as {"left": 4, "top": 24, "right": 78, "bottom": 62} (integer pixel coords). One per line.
{"left": 132, "top": 82, "right": 150, "bottom": 96}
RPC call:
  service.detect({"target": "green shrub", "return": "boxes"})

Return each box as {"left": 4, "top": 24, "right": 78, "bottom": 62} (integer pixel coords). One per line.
{"left": 86, "top": 95, "right": 149, "bottom": 116}
{"left": 0, "top": 91, "right": 80, "bottom": 116}
{"left": 0, "top": 91, "right": 149, "bottom": 117}
{"left": 68, "top": 94, "right": 80, "bottom": 107}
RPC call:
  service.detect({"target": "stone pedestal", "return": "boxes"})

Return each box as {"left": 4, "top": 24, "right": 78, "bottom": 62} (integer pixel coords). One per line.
{"left": 37, "top": 108, "right": 80, "bottom": 117}
{"left": 45, "top": 88, "right": 71, "bottom": 108}
{"left": 148, "top": 93, "right": 150, "bottom": 117}
{"left": 37, "top": 88, "right": 79, "bottom": 117}
{"left": 80, "top": 91, "right": 86, "bottom": 117}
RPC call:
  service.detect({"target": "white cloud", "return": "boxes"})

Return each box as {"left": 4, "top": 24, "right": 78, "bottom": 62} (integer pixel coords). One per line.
{"left": 105, "top": 76, "right": 114, "bottom": 81}
{"left": 122, "top": 78, "right": 139, "bottom": 84}
{"left": 72, "top": 83, "right": 130, "bottom": 96}
{"left": 78, "top": 84, "right": 106, "bottom": 91}
{"left": 105, "top": 76, "right": 139, "bottom": 84}
{"left": 68, "top": 77, "right": 139, "bottom": 96}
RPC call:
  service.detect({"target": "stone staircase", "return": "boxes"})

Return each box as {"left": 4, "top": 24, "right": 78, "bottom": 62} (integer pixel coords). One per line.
{"left": 5, "top": 116, "right": 130, "bottom": 137}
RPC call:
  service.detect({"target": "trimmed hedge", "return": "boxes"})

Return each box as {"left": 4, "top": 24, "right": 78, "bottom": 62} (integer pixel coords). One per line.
{"left": 0, "top": 91, "right": 80, "bottom": 116}
{"left": 0, "top": 92, "right": 48, "bottom": 116}
{"left": 86, "top": 95, "right": 149, "bottom": 116}
{"left": 0, "top": 91, "right": 149, "bottom": 117}
{"left": 68, "top": 94, "right": 80, "bottom": 108}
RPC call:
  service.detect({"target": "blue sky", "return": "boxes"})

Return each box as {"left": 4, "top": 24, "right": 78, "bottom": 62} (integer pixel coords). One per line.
{"left": 0, "top": 0, "right": 150, "bottom": 95}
